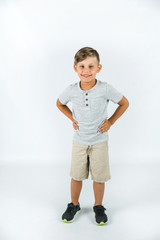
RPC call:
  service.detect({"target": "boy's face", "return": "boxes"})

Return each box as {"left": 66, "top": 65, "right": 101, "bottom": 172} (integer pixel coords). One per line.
{"left": 73, "top": 56, "right": 102, "bottom": 84}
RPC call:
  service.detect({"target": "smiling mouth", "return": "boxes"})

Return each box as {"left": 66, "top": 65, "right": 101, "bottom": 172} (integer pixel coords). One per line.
{"left": 82, "top": 75, "right": 91, "bottom": 77}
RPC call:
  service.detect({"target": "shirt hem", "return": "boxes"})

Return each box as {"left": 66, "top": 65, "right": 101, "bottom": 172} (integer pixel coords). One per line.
{"left": 72, "top": 136, "right": 109, "bottom": 146}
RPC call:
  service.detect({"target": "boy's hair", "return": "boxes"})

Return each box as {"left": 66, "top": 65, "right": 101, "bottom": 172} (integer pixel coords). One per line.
{"left": 74, "top": 47, "right": 100, "bottom": 66}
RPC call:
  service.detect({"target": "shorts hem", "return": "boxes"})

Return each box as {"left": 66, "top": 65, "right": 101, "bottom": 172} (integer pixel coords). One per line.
{"left": 70, "top": 175, "right": 88, "bottom": 181}
{"left": 92, "top": 176, "right": 111, "bottom": 183}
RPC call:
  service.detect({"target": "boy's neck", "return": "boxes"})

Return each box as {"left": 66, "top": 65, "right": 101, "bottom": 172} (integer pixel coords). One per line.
{"left": 80, "top": 78, "right": 97, "bottom": 90}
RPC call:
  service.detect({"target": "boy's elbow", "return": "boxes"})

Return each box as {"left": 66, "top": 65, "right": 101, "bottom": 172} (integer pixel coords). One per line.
{"left": 56, "top": 98, "right": 65, "bottom": 107}
{"left": 56, "top": 99, "right": 59, "bottom": 107}
{"left": 126, "top": 99, "right": 129, "bottom": 107}
{"left": 118, "top": 96, "right": 129, "bottom": 107}
{"left": 124, "top": 100, "right": 129, "bottom": 110}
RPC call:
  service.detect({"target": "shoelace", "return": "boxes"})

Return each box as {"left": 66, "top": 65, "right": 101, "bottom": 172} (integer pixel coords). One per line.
{"left": 66, "top": 203, "right": 78, "bottom": 213}
{"left": 95, "top": 206, "right": 106, "bottom": 215}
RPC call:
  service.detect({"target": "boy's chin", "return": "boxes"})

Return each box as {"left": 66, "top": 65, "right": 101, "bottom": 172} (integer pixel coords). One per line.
{"left": 80, "top": 77, "right": 95, "bottom": 82}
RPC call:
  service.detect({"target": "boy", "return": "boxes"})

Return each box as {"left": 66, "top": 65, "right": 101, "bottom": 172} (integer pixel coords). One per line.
{"left": 56, "top": 47, "right": 129, "bottom": 225}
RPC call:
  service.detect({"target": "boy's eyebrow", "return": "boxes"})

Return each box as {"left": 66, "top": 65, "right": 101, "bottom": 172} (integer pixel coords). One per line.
{"left": 79, "top": 63, "right": 94, "bottom": 65}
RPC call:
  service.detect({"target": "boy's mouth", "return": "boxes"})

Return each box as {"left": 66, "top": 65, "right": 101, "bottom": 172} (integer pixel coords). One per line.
{"left": 82, "top": 75, "right": 91, "bottom": 78}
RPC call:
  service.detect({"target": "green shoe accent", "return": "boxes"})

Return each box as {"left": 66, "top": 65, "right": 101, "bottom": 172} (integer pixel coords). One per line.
{"left": 62, "top": 219, "right": 73, "bottom": 223}
{"left": 96, "top": 221, "right": 108, "bottom": 225}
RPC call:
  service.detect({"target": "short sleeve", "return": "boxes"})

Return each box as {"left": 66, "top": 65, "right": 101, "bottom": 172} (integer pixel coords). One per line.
{"left": 106, "top": 82, "right": 123, "bottom": 104}
{"left": 58, "top": 85, "right": 72, "bottom": 105}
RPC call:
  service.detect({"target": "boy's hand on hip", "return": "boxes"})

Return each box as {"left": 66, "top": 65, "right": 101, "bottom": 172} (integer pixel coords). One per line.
{"left": 99, "top": 119, "right": 112, "bottom": 133}
{"left": 73, "top": 119, "right": 79, "bottom": 130}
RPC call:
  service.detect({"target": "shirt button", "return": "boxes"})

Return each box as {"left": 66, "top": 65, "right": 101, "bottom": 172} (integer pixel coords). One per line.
{"left": 86, "top": 93, "right": 88, "bottom": 95}
{"left": 86, "top": 104, "right": 88, "bottom": 106}
{"left": 86, "top": 98, "right": 88, "bottom": 101}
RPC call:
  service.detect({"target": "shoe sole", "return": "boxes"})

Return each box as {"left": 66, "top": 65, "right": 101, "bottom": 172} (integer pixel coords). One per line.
{"left": 96, "top": 221, "right": 108, "bottom": 226}
{"left": 62, "top": 209, "right": 81, "bottom": 223}
{"left": 94, "top": 213, "right": 108, "bottom": 226}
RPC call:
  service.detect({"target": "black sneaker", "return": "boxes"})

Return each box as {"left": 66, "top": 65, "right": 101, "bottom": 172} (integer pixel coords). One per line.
{"left": 93, "top": 205, "right": 108, "bottom": 225}
{"left": 62, "top": 202, "right": 81, "bottom": 223}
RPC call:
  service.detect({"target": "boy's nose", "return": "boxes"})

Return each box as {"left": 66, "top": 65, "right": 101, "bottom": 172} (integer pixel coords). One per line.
{"left": 83, "top": 67, "right": 90, "bottom": 72}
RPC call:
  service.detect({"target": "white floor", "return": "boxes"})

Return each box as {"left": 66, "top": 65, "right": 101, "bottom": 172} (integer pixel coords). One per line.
{"left": 0, "top": 162, "right": 159, "bottom": 240}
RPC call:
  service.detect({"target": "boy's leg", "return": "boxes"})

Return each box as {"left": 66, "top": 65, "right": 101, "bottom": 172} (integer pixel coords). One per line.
{"left": 89, "top": 141, "right": 110, "bottom": 206}
{"left": 93, "top": 181, "right": 105, "bottom": 206}
{"left": 71, "top": 178, "right": 82, "bottom": 205}
{"left": 70, "top": 140, "right": 89, "bottom": 205}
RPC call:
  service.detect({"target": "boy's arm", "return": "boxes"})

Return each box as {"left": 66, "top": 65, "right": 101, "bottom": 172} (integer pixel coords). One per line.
{"left": 56, "top": 98, "right": 74, "bottom": 122}
{"left": 108, "top": 96, "right": 129, "bottom": 126}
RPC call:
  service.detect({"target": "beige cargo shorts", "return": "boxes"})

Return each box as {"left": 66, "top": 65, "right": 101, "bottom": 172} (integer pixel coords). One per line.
{"left": 70, "top": 140, "right": 111, "bottom": 183}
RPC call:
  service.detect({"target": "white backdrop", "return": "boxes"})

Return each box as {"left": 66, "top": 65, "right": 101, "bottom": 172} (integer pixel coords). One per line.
{"left": 1, "top": 1, "right": 160, "bottom": 240}
{"left": 0, "top": 0, "right": 160, "bottom": 164}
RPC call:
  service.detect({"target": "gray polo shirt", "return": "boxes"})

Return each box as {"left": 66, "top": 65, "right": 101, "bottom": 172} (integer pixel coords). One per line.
{"left": 58, "top": 79, "right": 123, "bottom": 145}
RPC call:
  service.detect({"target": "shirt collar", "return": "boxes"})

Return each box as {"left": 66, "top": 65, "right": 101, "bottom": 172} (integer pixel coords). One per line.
{"left": 77, "top": 79, "right": 99, "bottom": 93}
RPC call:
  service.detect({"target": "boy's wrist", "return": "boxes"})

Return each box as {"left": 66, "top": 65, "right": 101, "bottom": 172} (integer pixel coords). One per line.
{"left": 108, "top": 119, "right": 114, "bottom": 126}
{"left": 70, "top": 115, "right": 74, "bottom": 122}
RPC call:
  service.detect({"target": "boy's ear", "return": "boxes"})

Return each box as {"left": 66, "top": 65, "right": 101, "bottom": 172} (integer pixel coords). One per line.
{"left": 97, "top": 64, "right": 102, "bottom": 73}
{"left": 73, "top": 64, "right": 77, "bottom": 72}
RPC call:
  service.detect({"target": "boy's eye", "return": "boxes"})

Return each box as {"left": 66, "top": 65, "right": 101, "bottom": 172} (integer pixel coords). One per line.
{"left": 80, "top": 66, "right": 93, "bottom": 68}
